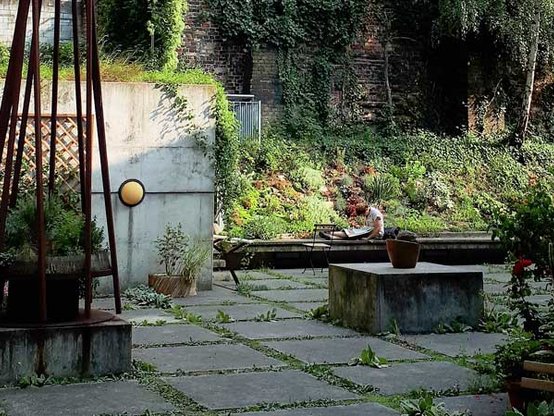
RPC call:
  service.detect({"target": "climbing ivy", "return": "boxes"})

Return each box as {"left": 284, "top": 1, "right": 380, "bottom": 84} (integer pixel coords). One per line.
{"left": 97, "top": 0, "right": 186, "bottom": 70}
{"left": 149, "top": 70, "right": 240, "bottom": 218}
{"left": 206, "top": 0, "right": 368, "bottom": 125}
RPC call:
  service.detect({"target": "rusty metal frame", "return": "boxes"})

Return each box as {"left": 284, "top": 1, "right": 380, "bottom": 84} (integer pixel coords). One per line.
{"left": 0, "top": 0, "right": 122, "bottom": 322}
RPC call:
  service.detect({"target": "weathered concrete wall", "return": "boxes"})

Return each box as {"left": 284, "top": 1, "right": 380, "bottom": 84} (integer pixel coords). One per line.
{"left": 0, "top": 317, "right": 131, "bottom": 384}
{"left": 0, "top": 0, "right": 74, "bottom": 45}
{"left": 0, "top": 81, "right": 216, "bottom": 291}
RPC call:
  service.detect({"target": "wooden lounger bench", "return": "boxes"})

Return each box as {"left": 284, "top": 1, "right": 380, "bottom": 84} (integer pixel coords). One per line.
{"left": 521, "top": 360, "right": 554, "bottom": 393}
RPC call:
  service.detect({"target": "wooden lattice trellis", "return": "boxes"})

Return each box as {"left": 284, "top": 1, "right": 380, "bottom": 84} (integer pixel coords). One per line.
{"left": 0, "top": 115, "right": 88, "bottom": 194}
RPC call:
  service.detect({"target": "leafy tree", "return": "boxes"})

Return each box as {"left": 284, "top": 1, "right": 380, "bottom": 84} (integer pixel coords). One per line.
{"left": 421, "top": 0, "right": 554, "bottom": 152}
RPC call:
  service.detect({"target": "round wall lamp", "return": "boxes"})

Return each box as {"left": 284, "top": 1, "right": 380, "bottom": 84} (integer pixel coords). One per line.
{"left": 118, "top": 179, "right": 145, "bottom": 207}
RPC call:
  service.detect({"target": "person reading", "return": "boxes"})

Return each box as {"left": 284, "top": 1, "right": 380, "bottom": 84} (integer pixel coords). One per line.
{"left": 321, "top": 206, "right": 384, "bottom": 240}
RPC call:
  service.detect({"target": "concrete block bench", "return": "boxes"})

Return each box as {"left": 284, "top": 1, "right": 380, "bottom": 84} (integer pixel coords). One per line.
{"left": 329, "top": 262, "right": 484, "bottom": 334}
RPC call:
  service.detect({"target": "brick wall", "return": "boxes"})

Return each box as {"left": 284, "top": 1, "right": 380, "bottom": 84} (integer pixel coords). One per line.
{"left": 181, "top": 0, "right": 426, "bottom": 124}
{"left": 181, "top": 0, "right": 249, "bottom": 94}
{"left": 0, "top": 0, "right": 74, "bottom": 45}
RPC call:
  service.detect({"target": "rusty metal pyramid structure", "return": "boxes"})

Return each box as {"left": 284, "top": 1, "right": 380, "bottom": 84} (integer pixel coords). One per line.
{"left": 0, "top": 0, "right": 121, "bottom": 322}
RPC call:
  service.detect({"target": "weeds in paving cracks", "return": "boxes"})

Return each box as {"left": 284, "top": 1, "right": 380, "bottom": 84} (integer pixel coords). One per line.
{"left": 255, "top": 308, "right": 278, "bottom": 322}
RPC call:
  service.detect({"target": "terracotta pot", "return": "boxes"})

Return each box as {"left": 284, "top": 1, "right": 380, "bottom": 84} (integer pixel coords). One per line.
{"left": 148, "top": 274, "right": 197, "bottom": 298}
{"left": 386, "top": 239, "right": 420, "bottom": 269}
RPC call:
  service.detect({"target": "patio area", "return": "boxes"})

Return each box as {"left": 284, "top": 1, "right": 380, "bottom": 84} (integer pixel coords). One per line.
{"left": 0, "top": 264, "right": 531, "bottom": 415}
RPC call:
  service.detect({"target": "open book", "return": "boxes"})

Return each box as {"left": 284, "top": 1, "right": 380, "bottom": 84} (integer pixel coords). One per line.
{"left": 343, "top": 227, "right": 372, "bottom": 239}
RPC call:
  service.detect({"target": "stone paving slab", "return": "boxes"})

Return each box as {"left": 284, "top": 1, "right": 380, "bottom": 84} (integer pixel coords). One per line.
{"left": 221, "top": 319, "right": 358, "bottom": 340}
{"left": 484, "top": 283, "right": 508, "bottom": 295}
{"left": 234, "top": 402, "right": 399, "bottom": 415}
{"left": 184, "top": 303, "right": 302, "bottom": 321}
{"left": 133, "top": 343, "right": 284, "bottom": 373}
{"left": 90, "top": 297, "right": 117, "bottom": 310}
{"left": 0, "top": 381, "right": 174, "bottom": 416}
{"left": 527, "top": 295, "right": 551, "bottom": 305}
{"left": 333, "top": 361, "right": 477, "bottom": 395}
{"left": 121, "top": 308, "right": 182, "bottom": 325}
{"left": 274, "top": 269, "right": 328, "bottom": 279}
{"left": 438, "top": 394, "right": 509, "bottom": 416}
{"left": 132, "top": 323, "right": 223, "bottom": 346}
{"left": 263, "top": 337, "right": 428, "bottom": 364}
{"left": 253, "top": 289, "right": 328, "bottom": 303}
{"left": 287, "top": 302, "right": 327, "bottom": 312}
{"left": 246, "top": 279, "right": 312, "bottom": 290}
{"left": 172, "top": 286, "right": 259, "bottom": 306}
{"left": 165, "top": 370, "right": 359, "bottom": 410}
{"left": 236, "top": 270, "right": 282, "bottom": 280}
{"left": 401, "top": 332, "right": 508, "bottom": 357}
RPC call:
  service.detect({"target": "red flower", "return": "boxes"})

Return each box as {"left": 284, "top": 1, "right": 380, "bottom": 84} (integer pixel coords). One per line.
{"left": 513, "top": 258, "right": 533, "bottom": 276}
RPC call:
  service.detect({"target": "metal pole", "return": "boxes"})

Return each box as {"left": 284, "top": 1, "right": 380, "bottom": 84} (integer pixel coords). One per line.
{"left": 91, "top": 7, "right": 122, "bottom": 314}
{"left": 48, "top": 0, "right": 62, "bottom": 193}
{"left": 72, "top": 0, "right": 86, "bottom": 213}
{"left": 84, "top": 0, "right": 94, "bottom": 319}
{"left": 31, "top": 0, "right": 48, "bottom": 322}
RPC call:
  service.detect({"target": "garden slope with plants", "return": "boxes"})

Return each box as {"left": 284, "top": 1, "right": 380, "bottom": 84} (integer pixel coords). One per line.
{"left": 226, "top": 128, "right": 554, "bottom": 239}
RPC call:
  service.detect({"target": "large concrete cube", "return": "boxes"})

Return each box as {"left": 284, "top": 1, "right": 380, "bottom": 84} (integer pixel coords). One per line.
{"left": 329, "top": 262, "right": 483, "bottom": 334}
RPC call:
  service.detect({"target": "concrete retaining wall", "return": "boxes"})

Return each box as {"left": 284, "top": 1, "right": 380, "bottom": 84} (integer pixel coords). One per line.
{"left": 0, "top": 80, "right": 216, "bottom": 291}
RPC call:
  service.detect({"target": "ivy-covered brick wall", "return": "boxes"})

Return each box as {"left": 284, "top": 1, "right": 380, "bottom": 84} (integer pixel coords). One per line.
{"left": 181, "top": 0, "right": 249, "bottom": 94}
{"left": 180, "top": 0, "right": 426, "bottom": 124}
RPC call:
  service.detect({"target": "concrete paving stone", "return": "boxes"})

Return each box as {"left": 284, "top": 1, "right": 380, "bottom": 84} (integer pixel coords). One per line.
{"left": 221, "top": 319, "right": 358, "bottom": 340}
{"left": 165, "top": 370, "right": 358, "bottom": 410}
{"left": 401, "top": 333, "right": 508, "bottom": 357}
{"left": 288, "top": 302, "right": 327, "bottom": 312}
{"left": 132, "top": 323, "right": 223, "bottom": 346}
{"left": 90, "top": 297, "right": 117, "bottom": 310}
{"left": 184, "top": 303, "right": 302, "bottom": 321}
{"left": 0, "top": 380, "right": 175, "bottom": 416}
{"left": 333, "top": 361, "right": 477, "bottom": 395}
{"left": 234, "top": 402, "right": 399, "bottom": 415}
{"left": 484, "top": 273, "right": 512, "bottom": 283}
{"left": 484, "top": 283, "right": 508, "bottom": 295}
{"left": 120, "top": 308, "right": 182, "bottom": 324}
{"left": 275, "top": 268, "right": 328, "bottom": 279}
{"left": 133, "top": 343, "right": 284, "bottom": 373}
{"left": 263, "top": 337, "right": 428, "bottom": 364}
{"left": 247, "top": 279, "right": 312, "bottom": 290}
{"left": 438, "top": 394, "right": 509, "bottom": 416}
{"left": 297, "top": 278, "right": 328, "bottom": 288}
{"left": 527, "top": 295, "right": 551, "bottom": 305}
{"left": 172, "top": 286, "right": 259, "bottom": 306}
{"left": 236, "top": 270, "right": 281, "bottom": 280}
{"left": 253, "top": 289, "right": 328, "bottom": 303}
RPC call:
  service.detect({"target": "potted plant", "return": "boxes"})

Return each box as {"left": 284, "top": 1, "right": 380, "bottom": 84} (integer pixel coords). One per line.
{"left": 490, "top": 187, "right": 554, "bottom": 409}
{"left": 0, "top": 194, "right": 108, "bottom": 322}
{"left": 386, "top": 230, "right": 420, "bottom": 268}
{"left": 149, "top": 223, "right": 211, "bottom": 298}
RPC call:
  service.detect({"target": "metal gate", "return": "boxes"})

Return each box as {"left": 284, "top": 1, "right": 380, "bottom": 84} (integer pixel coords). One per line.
{"left": 229, "top": 95, "right": 261, "bottom": 141}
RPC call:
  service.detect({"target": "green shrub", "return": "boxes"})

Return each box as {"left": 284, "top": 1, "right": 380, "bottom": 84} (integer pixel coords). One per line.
{"left": 292, "top": 166, "right": 325, "bottom": 192}
{"left": 362, "top": 173, "right": 400, "bottom": 203}
{"left": 243, "top": 215, "right": 288, "bottom": 239}
{"left": 390, "top": 160, "right": 427, "bottom": 182}
{"left": 39, "top": 42, "right": 74, "bottom": 67}
{"left": 389, "top": 211, "right": 445, "bottom": 235}
{"left": 0, "top": 43, "right": 9, "bottom": 66}
{"left": 424, "top": 172, "right": 454, "bottom": 212}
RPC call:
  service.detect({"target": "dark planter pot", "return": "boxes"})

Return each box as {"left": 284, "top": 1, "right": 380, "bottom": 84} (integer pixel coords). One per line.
{"left": 7, "top": 277, "right": 80, "bottom": 322}
{"left": 386, "top": 239, "right": 420, "bottom": 269}
{"left": 2, "top": 251, "right": 111, "bottom": 323}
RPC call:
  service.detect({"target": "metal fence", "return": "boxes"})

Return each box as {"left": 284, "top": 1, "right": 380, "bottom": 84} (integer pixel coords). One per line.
{"left": 229, "top": 96, "right": 261, "bottom": 142}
